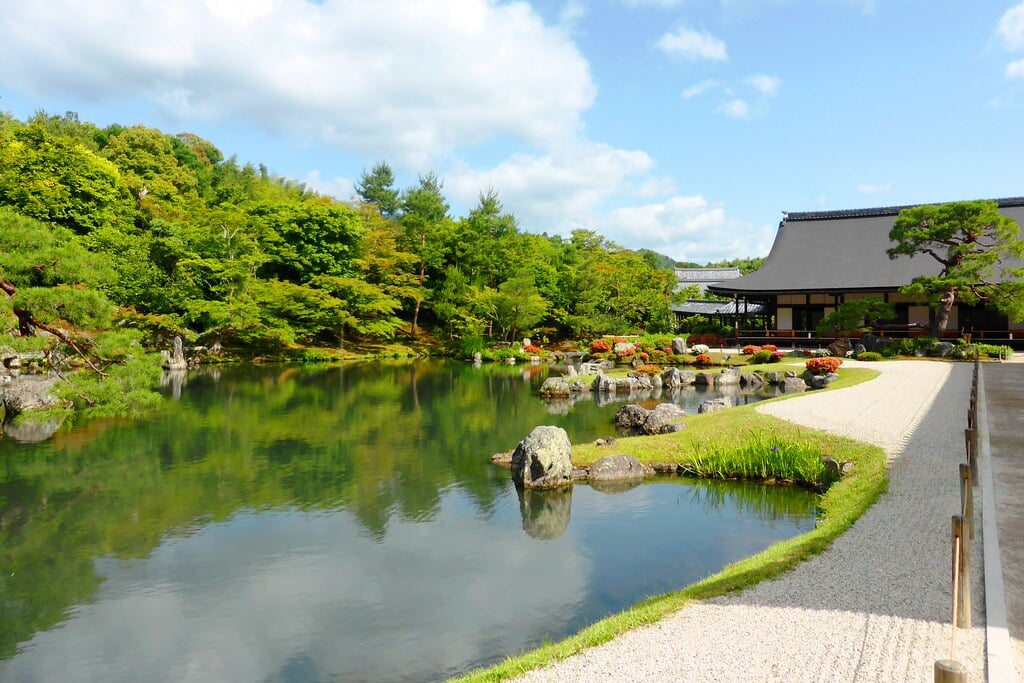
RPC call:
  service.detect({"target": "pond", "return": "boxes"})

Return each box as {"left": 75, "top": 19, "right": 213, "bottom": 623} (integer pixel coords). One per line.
{"left": 0, "top": 362, "right": 816, "bottom": 682}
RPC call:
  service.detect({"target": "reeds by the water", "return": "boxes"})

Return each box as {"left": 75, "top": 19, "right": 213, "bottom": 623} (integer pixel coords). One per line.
{"left": 682, "top": 434, "right": 836, "bottom": 488}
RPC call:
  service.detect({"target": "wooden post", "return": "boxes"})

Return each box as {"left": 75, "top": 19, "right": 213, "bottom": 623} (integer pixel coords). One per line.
{"left": 964, "top": 428, "right": 978, "bottom": 482}
{"left": 967, "top": 406, "right": 976, "bottom": 429}
{"left": 959, "top": 463, "right": 973, "bottom": 540}
{"left": 934, "top": 659, "right": 969, "bottom": 682}
{"left": 952, "top": 515, "right": 971, "bottom": 629}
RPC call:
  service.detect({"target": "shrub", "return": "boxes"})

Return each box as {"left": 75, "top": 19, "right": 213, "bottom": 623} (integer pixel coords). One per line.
{"left": 855, "top": 351, "right": 883, "bottom": 362}
{"left": 694, "top": 353, "right": 713, "bottom": 365}
{"left": 806, "top": 356, "right": 842, "bottom": 374}
{"left": 591, "top": 339, "right": 611, "bottom": 353}
{"left": 691, "top": 343, "right": 710, "bottom": 355}
{"left": 762, "top": 344, "right": 778, "bottom": 352}
{"left": 975, "top": 343, "right": 1011, "bottom": 359}
{"left": 742, "top": 344, "right": 762, "bottom": 355}
{"left": 650, "top": 349, "right": 668, "bottom": 363}
{"left": 750, "top": 350, "right": 772, "bottom": 364}
{"left": 770, "top": 351, "right": 785, "bottom": 362}
{"left": 523, "top": 344, "right": 542, "bottom": 354}
{"left": 638, "top": 351, "right": 649, "bottom": 361}
{"left": 688, "top": 333, "right": 724, "bottom": 347}
{"left": 634, "top": 364, "right": 662, "bottom": 375}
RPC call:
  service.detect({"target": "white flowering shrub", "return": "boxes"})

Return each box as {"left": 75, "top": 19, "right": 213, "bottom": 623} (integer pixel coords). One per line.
{"left": 691, "top": 344, "right": 710, "bottom": 355}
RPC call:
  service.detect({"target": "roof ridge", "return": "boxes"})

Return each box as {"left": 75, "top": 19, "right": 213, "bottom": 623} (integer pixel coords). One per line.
{"left": 786, "top": 197, "right": 1024, "bottom": 222}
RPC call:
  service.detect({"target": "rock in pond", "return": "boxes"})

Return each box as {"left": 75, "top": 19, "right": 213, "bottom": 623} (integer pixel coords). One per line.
{"left": 511, "top": 425, "right": 573, "bottom": 489}
{"left": 589, "top": 454, "right": 654, "bottom": 483}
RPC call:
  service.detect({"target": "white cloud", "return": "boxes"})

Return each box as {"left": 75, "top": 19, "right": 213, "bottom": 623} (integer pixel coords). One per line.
{"left": 447, "top": 141, "right": 654, "bottom": 232}
{"left": 621, "top": 0, "right": 686, "bottom": 6}
{"left": 0, "top": 0, "right": 595, "bottom": 166}
{"left": 656, "top": 27, "right": 729, "bottom": 62}
{"left": 718, "top": 99, "right": 750, "bottom": 118}
{"left": 1006, "top": 59, "right": 1024, "bottom": 81}
{"left": 559, "top": 0, "right": 587, "bottom": 29}
{"left": 858, "top": 182, "right": 892, "bottom": 195}
{"left": 600, "top": 196, "right": 775, "bottom": 261}
{"left": 304, "top": 170, "right": 354, "bottom": 201}
{"left": 998, "top": 2, "right": 1024, "bottom": 51}
{"left": 745, "top": 74, "right": 781, "bottom": 96}
{"left": 682, "top": 80, "right": 720, "bottom": 99}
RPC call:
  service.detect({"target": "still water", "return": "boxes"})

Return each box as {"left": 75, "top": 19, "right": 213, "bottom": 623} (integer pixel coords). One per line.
{"left": 0, "top": 362, "right": 816, "bottom": 682}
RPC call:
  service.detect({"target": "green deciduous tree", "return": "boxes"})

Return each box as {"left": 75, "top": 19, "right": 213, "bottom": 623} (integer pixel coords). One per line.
{"left": 888, "top": 200, "right": 1024, "bottom": 334}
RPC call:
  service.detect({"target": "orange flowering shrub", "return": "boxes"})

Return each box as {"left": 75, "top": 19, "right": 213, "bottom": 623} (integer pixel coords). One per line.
{"left": 806, "top": 357, "right": 842, "bottom": 374}
{"left": 762, "top": 344, "right": 778, "bottom": 352}
{"left": 742, "top": 345, "right": 761, "bottom": 355}
{"left": 591, "top": 339, "right": 611, "bottom": 353}
{"left": 694, "top": 353, "right": 713, "bottom": 365}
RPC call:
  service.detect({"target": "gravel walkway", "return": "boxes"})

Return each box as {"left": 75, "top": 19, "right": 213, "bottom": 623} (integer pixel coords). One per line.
{"left": 517, "top": 360, "right": 986, "bottom": 682}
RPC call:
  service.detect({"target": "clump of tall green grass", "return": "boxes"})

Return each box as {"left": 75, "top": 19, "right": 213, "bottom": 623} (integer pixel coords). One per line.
{"left": 682, "top": 434, "right": 837, "bottom": 489}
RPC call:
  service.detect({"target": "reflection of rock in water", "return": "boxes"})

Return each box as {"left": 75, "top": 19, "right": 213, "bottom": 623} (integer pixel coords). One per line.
{"left": 160, "top": 369, "right": 188, "bottom": 400}
{"left": 542, "top": 398, "right": 572, "bottom": 415}
{"left": 3, "top": 416, "right": 65, "bottom": 443}
{"left": 587, "top": 478, "right": 644, "bottom": 494}
{"left": 518, "top": 487, "right": 573, "bottom": 540}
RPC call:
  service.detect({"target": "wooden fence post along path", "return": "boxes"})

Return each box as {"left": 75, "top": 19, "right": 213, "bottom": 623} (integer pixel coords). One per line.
{"left": 935, "top": 359, "right": 980, "bottom": 683}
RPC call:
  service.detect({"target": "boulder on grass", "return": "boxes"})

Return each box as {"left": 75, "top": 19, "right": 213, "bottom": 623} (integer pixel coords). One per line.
{"left": 615, "top": 404, "right": 650, "bottom": 433}
{"left": 539, "top": 377, "right": 572, "bottom": 397}
{"left": 511, "top": 426, "right": 574, "bottom": 489}
{"left": 671, "top": 337, "right": 687, "bottom": 355}
{"left": 698, "top": 397, "right": 732, "bottom": 414}
{"left": 782, "top": 377, "right": 808, "bottom": 392}
{"left": 589, "top": 454, "right": 654, "bottom": 482}
{"left": 643, "top": 403, "right": 686, "bottom": 434}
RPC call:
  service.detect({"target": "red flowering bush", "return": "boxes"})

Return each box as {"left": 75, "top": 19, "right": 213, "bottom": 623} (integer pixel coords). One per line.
{"left": 769, "top": 351, "right": 785, "bottom": 362}
{"left": 591, "top": 339, "right": 611, "bottom": 353}
{"left": 762, "top": 344, "right": 778, "bottom": 352}
{"left": 523, "top": 344, "right": 542, "bottom": 354}
{"left": 639, "top": 352, "right": 649, "bottom": 361}
{"left": 806, "top": 357, "right": 842, "bottom": 374}
{"left": 663, "top": 347, "right": 673, "bottom": 354}
{"left": 742, "top": 344, "right": 762, "bottom": 355}
{"left": 694, "top": 353, "right": 713, "bottom": 365}
{"left": 616, "top": 349, "right": 636, "bottom": 359}
{"left": 687, "top": 333, "right": 724, "bottom": 347}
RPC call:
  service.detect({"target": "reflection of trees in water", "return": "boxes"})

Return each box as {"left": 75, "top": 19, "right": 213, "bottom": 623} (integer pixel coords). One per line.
{"left": 0, "top": 362, "right": 602, "bottom": 656}
{"left": 517, "top": 486, "right": 572, "bottom": 540}
{"left": 683, "top": 478, "right": 818, "bottom": 524}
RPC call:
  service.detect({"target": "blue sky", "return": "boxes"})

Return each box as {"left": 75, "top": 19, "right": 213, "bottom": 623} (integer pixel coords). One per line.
{"left": 1, "top": 0, "right": 1023, "bottom": 262}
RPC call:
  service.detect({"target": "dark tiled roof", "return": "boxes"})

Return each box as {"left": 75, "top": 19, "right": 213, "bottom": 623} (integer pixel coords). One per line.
{"left": 710, "top": 198, "right": 1024, "bottom": 296}
{"left": 671, "top": 299, "right": 765, "bottom": 316}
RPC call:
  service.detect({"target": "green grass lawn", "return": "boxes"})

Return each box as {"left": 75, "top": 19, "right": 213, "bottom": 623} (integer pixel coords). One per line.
{"left": 454, "top": 366, "right": 882, "bottom": 682}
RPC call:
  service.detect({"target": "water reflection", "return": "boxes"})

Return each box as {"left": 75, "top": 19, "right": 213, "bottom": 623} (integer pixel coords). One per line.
{"left": 0, "top": 362, "right": 817, "bottom": 682}
{"left": 517, "top": 486, "right": 573, "bottom": 539}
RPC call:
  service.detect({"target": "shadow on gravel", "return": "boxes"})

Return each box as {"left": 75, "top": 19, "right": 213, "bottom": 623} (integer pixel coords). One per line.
{"left": 718, "top": 362, "right": 980, "bottom": 625}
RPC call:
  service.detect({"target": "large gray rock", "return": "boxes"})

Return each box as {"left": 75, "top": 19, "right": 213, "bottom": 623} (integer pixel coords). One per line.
{"left": 782, "top": 377, "right": 809, "bottom": 392}
{"left": 643, "top": 403, "right": 686, "bottom": 434}
{"left": 162, "top": 335, "right": 188, "bottom": 371}
{"left": 615, "top": 404, "right": 650, "bottom": 433}
{"left": 714, "top": 368, "right": 740, "bottom": 386}
{"left": 740, "top": 372, "right": 764, "bottom": 387}
{"left": 671, "top": 337, "right": 687, "bottom": 355}
{"left": 694, "top": 372, "right": 715, "bottom": 386}
{"left": 3, "top": 377, "right": 64, "bottom": 415}
{"left": 698, "top": 397, "right": 733, "bottom": 414}
{"left": 931, "top": 341, "right": 956, "bottom": 358}
{"left": 539, "top": 377, "right": 572, "bottom": 397}
{"left": 661, "top": 368, "right": 695, "bottom": 388}
{"left": 511, "top": 426, "right": 574, "bottom": 489}
{"left": 589, "top": 454, "right": 655, "bottom": 482}
{"left": 763, "top": 371, "right": 784, "bottom": 384}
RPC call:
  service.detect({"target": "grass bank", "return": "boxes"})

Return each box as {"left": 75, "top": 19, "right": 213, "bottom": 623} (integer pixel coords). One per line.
{"left": 454, "top": 366, "right": 883, "bottom": 682}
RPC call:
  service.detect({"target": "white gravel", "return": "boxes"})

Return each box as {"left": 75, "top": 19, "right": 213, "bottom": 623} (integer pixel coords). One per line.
{"left": 516, "top": 360, "right": 987, "bottom": 682}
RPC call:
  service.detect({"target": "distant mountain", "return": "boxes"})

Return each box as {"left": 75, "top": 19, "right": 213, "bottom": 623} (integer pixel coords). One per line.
{"left": 637, "top": 248, "right": 690, "bottom": 271}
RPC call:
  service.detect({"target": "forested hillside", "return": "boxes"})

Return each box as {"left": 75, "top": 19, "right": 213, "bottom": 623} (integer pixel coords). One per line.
{"left": 0, "top": 111, "right": 690, "bottom": 360}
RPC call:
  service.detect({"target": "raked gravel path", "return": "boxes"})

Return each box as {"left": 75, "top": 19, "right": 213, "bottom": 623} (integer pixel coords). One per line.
{"left": 516, "top": 360, "right": 987, "bottom": 682}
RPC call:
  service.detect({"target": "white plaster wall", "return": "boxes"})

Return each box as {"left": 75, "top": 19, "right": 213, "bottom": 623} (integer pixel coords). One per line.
{"left": 777, "top": 308, "right": 793, "bottom": 330}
